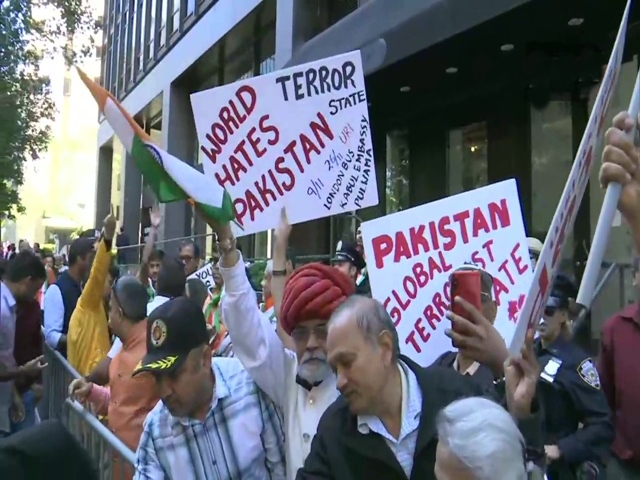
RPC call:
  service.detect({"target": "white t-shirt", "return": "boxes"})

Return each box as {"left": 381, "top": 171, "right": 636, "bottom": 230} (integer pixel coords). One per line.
{"left": 107, "top": 295, "right": 170, "bottom": 358}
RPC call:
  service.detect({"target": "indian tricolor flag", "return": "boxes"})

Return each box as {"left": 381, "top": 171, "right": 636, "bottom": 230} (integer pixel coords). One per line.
{"left": 77, "top": 68, "right": 235, "bottom": 223}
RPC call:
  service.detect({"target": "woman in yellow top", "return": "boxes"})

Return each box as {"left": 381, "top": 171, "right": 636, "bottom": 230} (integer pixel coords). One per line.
{"left": 67, "top": 214, "right": 119, "bottom": 376}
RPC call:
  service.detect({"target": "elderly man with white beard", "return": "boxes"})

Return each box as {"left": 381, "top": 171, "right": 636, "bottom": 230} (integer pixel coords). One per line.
{"left": 217, "top": 219, "right": 355, "bottom": 479}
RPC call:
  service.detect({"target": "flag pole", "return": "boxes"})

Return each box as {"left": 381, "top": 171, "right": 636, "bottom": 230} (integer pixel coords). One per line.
{"left": 575, "top": 71, "right": 640, "bottom": 312}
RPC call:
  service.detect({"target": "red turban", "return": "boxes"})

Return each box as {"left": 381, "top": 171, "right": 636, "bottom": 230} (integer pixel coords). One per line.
{"left": 280, "top": 263, "right": 355, "bottom": 335}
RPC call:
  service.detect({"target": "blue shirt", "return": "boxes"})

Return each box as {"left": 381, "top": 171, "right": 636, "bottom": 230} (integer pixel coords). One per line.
{"left": 358, "top": 361, "right": 422, "bottom": 478}
{"left": 0, "top": 282, "right": 17, "bottom": 433}
{"left": 134, "top": 357, "right": 286, "bottom": 480}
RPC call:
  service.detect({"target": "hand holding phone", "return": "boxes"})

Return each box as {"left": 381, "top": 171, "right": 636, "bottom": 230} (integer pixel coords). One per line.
{"left": 450, "top": 270, "right": 482, "bottom": 320}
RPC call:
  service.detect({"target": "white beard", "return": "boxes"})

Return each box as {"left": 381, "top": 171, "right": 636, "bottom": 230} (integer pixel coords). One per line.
{"left": 297, "top": 353, "right": 332, "bottom": 385}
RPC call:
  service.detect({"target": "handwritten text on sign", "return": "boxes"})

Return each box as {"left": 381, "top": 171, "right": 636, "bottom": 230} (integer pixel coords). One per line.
{"left": 190, "top": 51, "right": 379, "bottom": 237}
{"left": 188, "top": 264, "right": 215, "bottom": 293}
{"left": 361, "top": 180, "right": 533, "bottom": 367}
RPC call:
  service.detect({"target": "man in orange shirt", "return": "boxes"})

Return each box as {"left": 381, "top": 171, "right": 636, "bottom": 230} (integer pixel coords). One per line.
{"left": 69, "top": 276, "right": 158, "bottom": 479}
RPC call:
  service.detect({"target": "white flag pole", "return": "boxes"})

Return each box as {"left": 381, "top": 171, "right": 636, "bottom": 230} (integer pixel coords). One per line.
{"left": 576, "top": 72, "right": 640, "bottom": 310}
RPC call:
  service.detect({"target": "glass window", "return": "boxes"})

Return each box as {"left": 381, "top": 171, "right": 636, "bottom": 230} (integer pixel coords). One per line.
{"left": 138, "top": 0, "right": 146, "bottom": 69}
{"left": 530, "top": 100, "right": 573, "bottom": 263}
{"left": 447, "top": 121, "right": 488, "bottom": 195}
{"left": 259, "top": 28, "right": 275, "bottom": 76}
{"left": 130, "top": 2, "right": 137, "bottom": 81}
{"left": 148, "top": 0, "right": 156, "bottom": 60}
{"left": 385, "top": 129, "right": 410, "bottom": 214}
{"left": 171, "top": 0, "right": 179, "bottom": 33}
{"left": 159, "top": 0, "right": 166, "bottom": 47}
{"left": 187, "top": 0, "right": 195, "bottom": 16}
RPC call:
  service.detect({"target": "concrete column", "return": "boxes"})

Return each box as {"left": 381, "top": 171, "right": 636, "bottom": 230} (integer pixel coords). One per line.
{"left": 94, "top": 146, "right": 113, "bottom": 228}
{"left": 122, "top": 152, "right": 143, "bottom": 263}
{"left": 275, "top": 0, "right": 310, "bottom": 68}
{"left": 160, "top": 83, "right": 196, "bottom": 257}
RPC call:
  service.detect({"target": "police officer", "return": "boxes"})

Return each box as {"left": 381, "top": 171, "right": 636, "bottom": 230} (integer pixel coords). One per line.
{"left": 330, "top": 241, "right": 370, "bottom": 296}
{"left": 536, "top": 274, "right": 614, "bottom": 479}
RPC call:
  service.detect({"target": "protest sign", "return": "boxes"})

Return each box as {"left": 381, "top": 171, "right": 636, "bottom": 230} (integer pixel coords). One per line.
{"left": 191, "top": 51, "right": 379, "bottom": 237}
{"left": 361, "top": 180, "right": 532, "bottom": 366}
{"left": 188, "top": 263, "right": 216, "bottom": 293}
{"left": 509, "top": 0, "right": 630, "bottom": 354}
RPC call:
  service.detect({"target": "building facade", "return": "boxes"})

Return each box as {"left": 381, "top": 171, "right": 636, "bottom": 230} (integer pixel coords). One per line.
{"left": 95, "top": 0, "right": 363, "bottom": 258}
{"left": 96, "top": 0, "right": 637, "bottom": 343}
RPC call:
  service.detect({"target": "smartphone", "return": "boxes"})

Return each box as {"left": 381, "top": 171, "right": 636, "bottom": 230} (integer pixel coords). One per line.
{"left": 450, "top": 270, "right": 482, "bottom": 319}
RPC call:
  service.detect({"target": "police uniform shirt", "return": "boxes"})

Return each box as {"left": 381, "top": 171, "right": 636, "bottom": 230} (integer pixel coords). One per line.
{"left": 535, "top": 338, "right": 614, "bottom": 466}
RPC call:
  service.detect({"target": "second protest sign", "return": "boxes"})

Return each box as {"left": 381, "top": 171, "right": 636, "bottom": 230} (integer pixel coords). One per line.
{"left": 360, "top": 179, "right": 533, "bottom": 367}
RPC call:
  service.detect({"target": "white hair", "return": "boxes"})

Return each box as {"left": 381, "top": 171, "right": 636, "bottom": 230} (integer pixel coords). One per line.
{"left": 265, "top": 260, "right": 273, "bottom": 274}
{"left": 436, "top": 397, "right": 527, "bottom": 480}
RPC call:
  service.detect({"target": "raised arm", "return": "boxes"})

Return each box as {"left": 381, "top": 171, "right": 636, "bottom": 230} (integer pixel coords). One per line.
{"left": 138, "top": 206, "right": 162, "bottom": 286}
{"left": 77, "top": 215, "right": 115, "bottom": 311}
{"left": 272, "top": 208, "right": 295, "bottom": 350}
{"left": 218, "top": 224, "right": 295, "bottom": 409}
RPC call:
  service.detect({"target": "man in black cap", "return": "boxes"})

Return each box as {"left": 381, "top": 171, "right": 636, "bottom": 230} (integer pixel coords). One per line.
{"left": 331, "top": 241, "right": 369, "bottom": 295}
{"left": 131, "top": 297, "right": 285, "bottom": 480}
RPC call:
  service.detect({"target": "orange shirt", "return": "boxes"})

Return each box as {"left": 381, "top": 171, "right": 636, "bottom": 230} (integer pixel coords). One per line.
{"left": 108, "top": 321, "right": 158, "bottom": 474}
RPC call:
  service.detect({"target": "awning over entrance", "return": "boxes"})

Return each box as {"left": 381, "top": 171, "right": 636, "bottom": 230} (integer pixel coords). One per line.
{"left": 284, "top": 0, "right": 533, "bottom": 75}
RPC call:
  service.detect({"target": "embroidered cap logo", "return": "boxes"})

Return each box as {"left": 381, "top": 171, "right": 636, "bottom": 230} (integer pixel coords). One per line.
{"left": 150, "top": 319, "right": 168, "bottom": 347}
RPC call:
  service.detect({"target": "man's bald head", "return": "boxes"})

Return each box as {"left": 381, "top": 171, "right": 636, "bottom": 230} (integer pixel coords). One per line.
{"left": 330, "top": 295, "right": 400, "bottom": 361}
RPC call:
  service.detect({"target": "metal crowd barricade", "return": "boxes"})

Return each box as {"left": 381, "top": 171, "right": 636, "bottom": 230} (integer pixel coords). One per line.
{"left": 41, "top": 341, "right": 136, "bottom": 479}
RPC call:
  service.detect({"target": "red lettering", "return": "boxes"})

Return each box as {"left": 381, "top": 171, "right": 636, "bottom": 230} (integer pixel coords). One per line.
{"left": 412, "top": 262, "right": 429, "bottom": 288}
{"left": 525, "top": 264, "right": 551, "bottom": 331}
{"left": 498, "top": 259, "right": 515, "bottom": 286}
{"left": 394, "top": 232, "right": 411, "bottom": 264}
{"left": 405, "top": 331, "right": 422, "bottom": 353}
{"left": 439, "top": 217, "right": 456, "bottom": 251}
{"left": 384, "top": 297, "right": 401, "bottom": 327}
{"left": 493, "top": 277, "right": 510, "bottom": 307}
{"left": 488, "top": 199, "right": 511, "bottom": 229}
{"left": 471, "top": 207, "right": 490, "bottom": 237}
{"left": 409, "top": 225, "right": 430, "bottom": 255}
{"left": 372, "top": 235, "right": 393, "bottom": 269}
{"left": 470, "top": 250, "right": 486, "bottom": 270}
{"left": 452, "top": 210, "right": 470, "bottom": 243}
{"left": 433, "top": 292, "right": 448, "bottom": 317}
{"left": 424, "top": 304, "right": 440, "bottom": 330}
{"left": 511, "top": 243, "right": 528, "bottom": 275}
{"left": 482, "top": 239, "right": 495, "bottom": 262}
{"left": 415, "top": 318, "right": 431, "bottom": 343}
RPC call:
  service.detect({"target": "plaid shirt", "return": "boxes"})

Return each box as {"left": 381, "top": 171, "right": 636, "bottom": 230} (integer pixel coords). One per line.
{"left": 134, "top": 357, "right": 286, "bottom": 480}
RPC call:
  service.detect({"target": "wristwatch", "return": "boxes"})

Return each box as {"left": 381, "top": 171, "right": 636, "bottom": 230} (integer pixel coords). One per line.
{"left": 272, "top": 269, "right": 287, "bottom": 277}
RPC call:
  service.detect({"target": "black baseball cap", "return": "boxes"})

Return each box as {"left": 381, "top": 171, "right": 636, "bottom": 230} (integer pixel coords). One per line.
{"left": 331, "top": 242, "right": 365, "bottom": 270}
{"left": 132, "top": 296, "right": 209, "bottom": 377}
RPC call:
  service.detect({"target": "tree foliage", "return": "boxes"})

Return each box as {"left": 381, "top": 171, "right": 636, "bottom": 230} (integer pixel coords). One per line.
{"left": 0, "top": 0, "right": 97, "bottom": 218}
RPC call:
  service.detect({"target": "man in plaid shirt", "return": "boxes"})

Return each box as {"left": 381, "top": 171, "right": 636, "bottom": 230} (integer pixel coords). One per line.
{"left": 132, "top": 297, "right": 286, "bottom": 480}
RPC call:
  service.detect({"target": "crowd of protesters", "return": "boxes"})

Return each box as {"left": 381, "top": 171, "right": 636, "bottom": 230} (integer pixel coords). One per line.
{"left": 0, "top": 112, "right": 639, "bottom": 480}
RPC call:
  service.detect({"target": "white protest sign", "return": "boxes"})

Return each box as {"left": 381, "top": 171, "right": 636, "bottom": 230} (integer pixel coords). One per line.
{"left": 188, "top": 263, "right": 215, "bottom": 293}
{"left": 509, "top": 0, "right": 630, "bottom": 354}
{"left": 361, "top": 180, "right": 532, "bottom": 367}
{"left": 191, "top": 51, "right": 379, "bottom": 237}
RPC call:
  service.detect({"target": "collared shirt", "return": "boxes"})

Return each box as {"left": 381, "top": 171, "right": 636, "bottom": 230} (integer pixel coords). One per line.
{"left": 0, "top": 282, "right": 17, "bottom": 433}
{"left": 43, "top": 284, "right": 65, "bottom": 349}
{"left": 357, "top": 361, "right": 422, "bottom": 478}
{"left": 599, "top": 303, "right": 640, "bottom": 465}
{"left": 133, "top": 357, "right": 286, "bottom": 480}
{"left": 452, "top": 355, "right": 481, "bottom": 376}
{"left": 220, "top": 255, "right": 340, "bottom": 479}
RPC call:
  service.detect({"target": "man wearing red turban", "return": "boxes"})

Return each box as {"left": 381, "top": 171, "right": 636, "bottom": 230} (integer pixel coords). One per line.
{"left": 217, "top": 210, "right": 354, "bottom": 479}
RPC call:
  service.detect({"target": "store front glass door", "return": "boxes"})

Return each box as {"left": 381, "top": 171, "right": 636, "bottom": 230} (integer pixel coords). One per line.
{"left": 447, "top": 121, "right": 488, "bottom": 195}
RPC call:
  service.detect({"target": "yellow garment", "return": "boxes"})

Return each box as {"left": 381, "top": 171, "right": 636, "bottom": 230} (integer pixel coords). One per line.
{"left": 67, "top": 239, "right": 112, "bottom": 377}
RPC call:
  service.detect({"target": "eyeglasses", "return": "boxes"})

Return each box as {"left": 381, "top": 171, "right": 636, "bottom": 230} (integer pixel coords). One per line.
{"left": 290, "top": 324, "right": 329, "bottom": 345}
{"left": 179, "top": 255, "right": 193, "bottom": 263}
